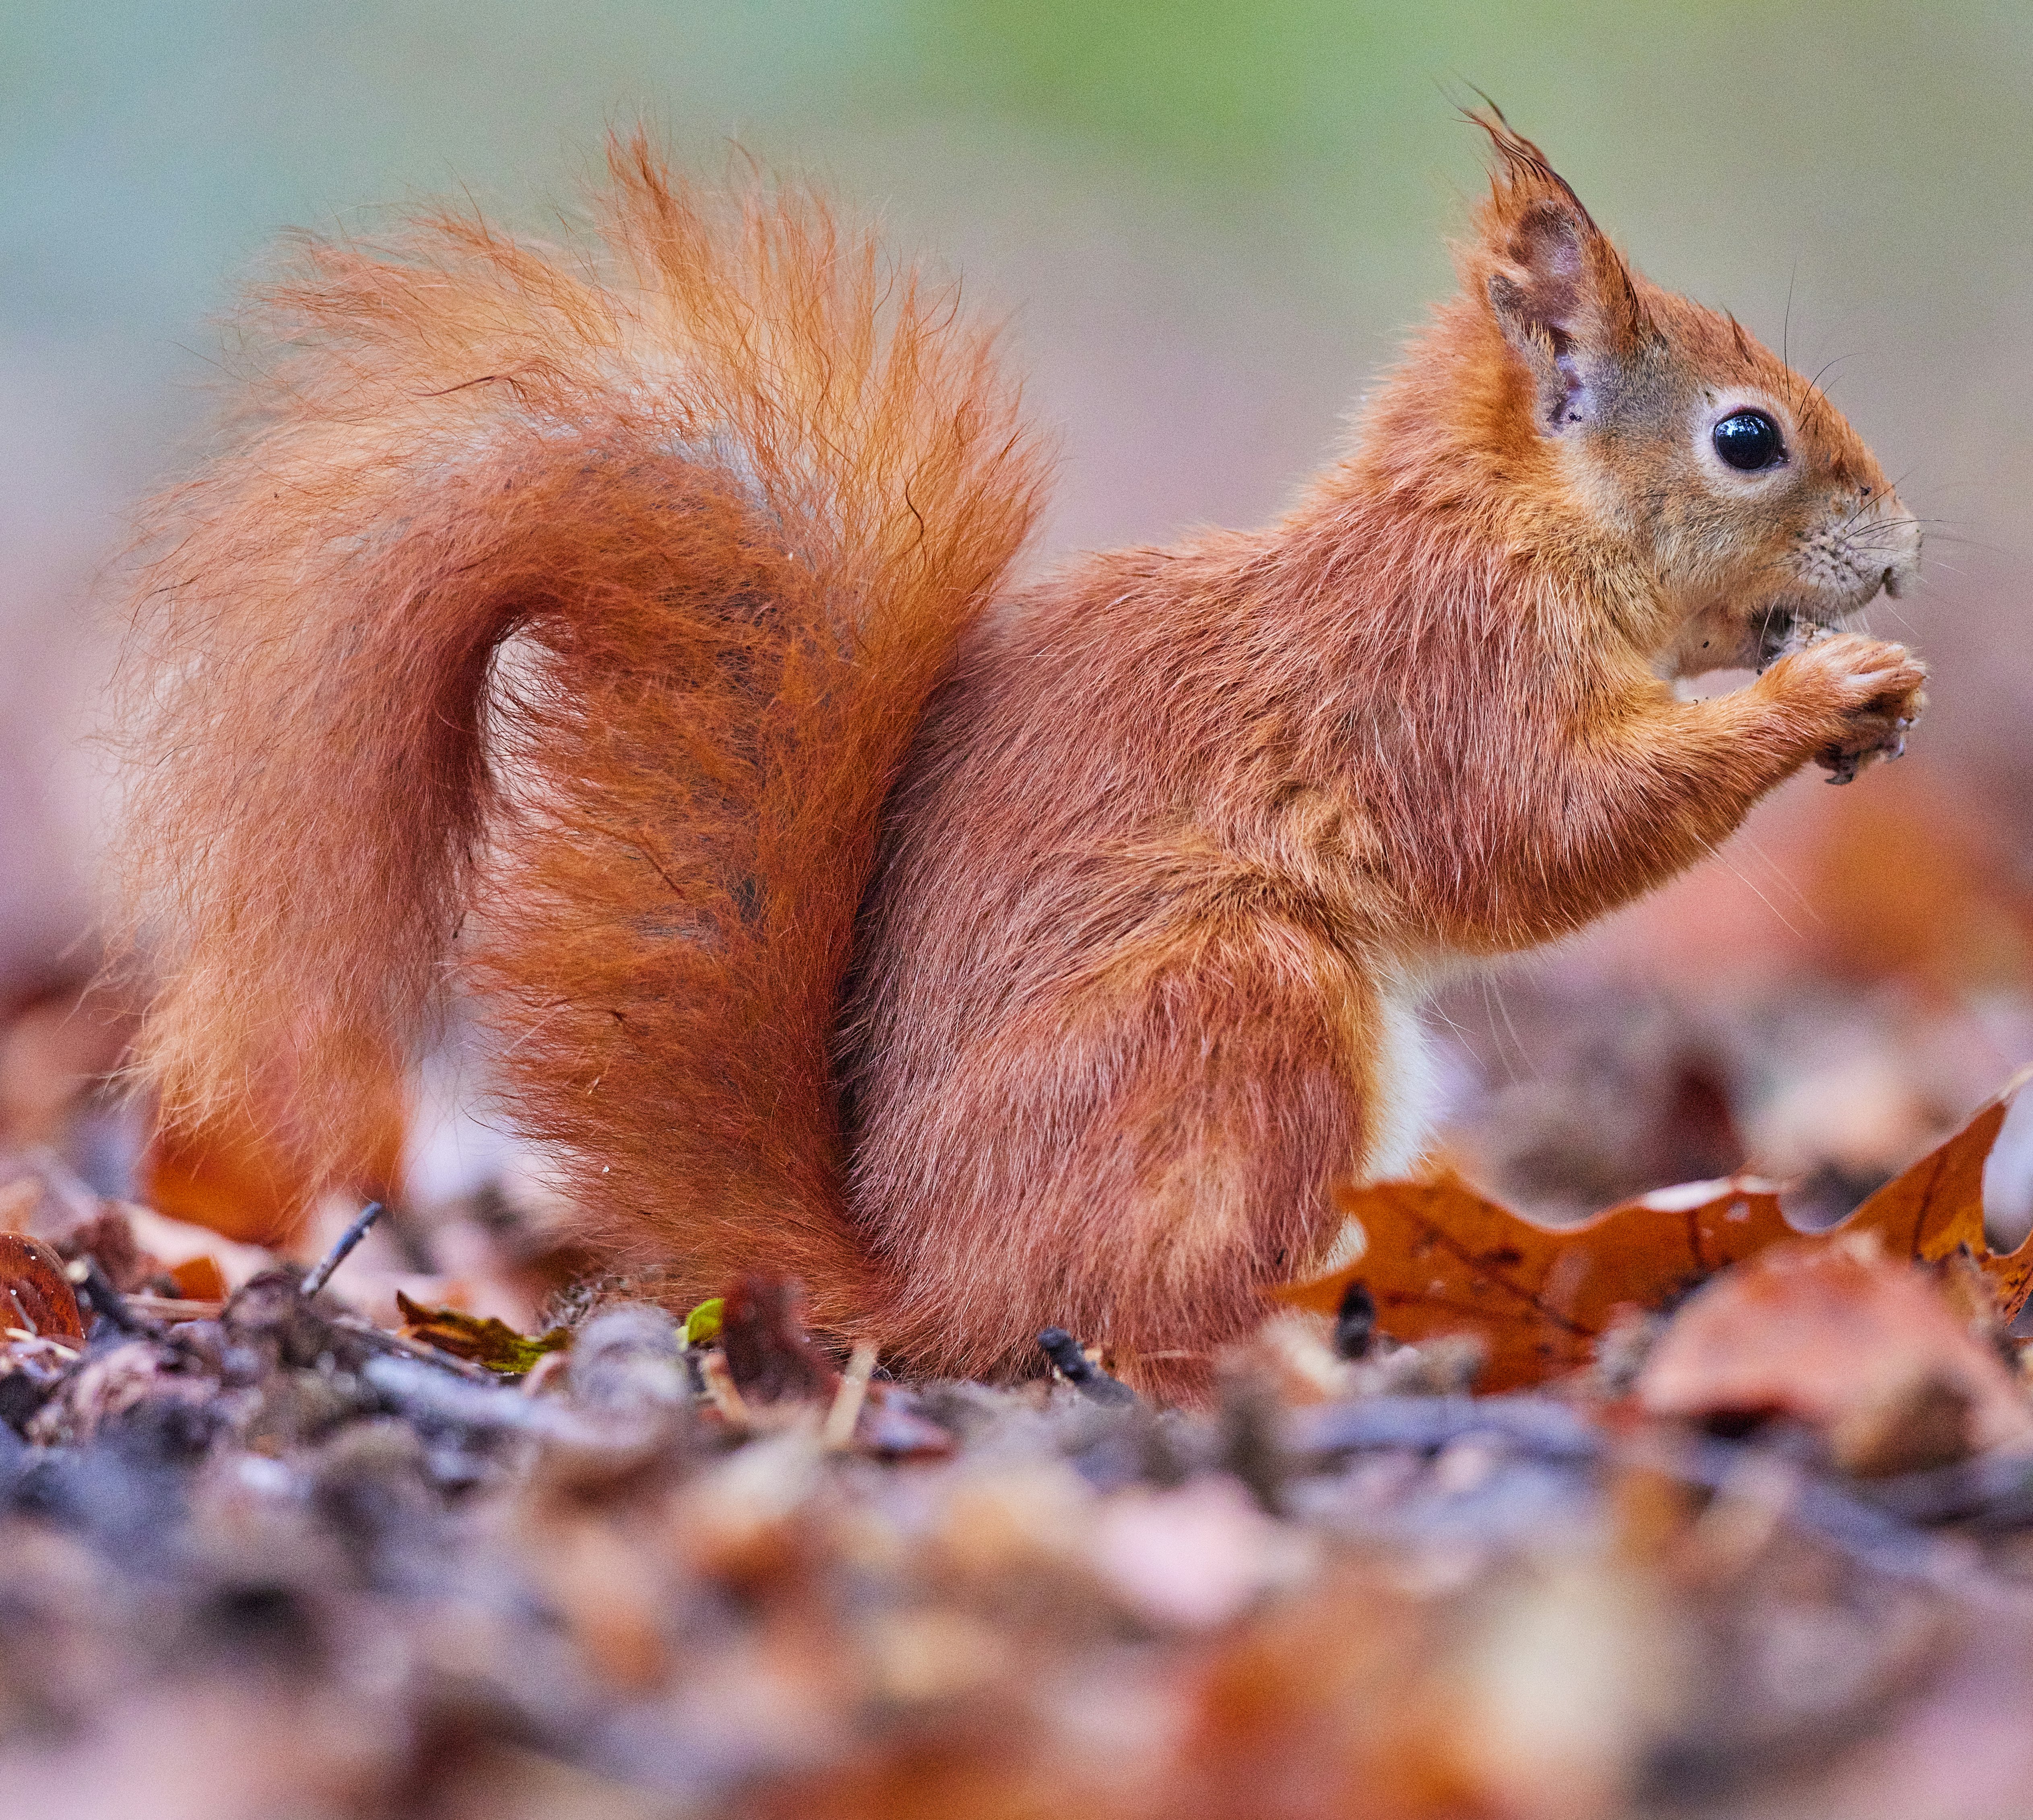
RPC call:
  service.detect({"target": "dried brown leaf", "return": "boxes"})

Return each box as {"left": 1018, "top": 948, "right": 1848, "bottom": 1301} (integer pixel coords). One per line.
{"left": 167, "top": 1253, "right": 229, "bottom": 1302}
{"left": 1636, "top": 1239, "right": 2033, "bottom": 1468}
{"left": 0, "top": 1231, "right": 85, "bottom": 1343}
{"left": 1275, "top": 1070, "right": 2033, "bottom": 1393}
{"left": 1271, "top": 1173, "right": 1790, "bottom": 1392}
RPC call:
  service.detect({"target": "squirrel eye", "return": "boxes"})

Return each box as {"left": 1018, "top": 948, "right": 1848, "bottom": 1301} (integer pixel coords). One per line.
{"left": 1712, "top": 409, "right": 1783, "bottom": 471}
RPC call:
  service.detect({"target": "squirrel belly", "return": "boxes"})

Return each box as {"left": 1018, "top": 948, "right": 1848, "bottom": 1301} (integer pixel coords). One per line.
{"left": 118, "top": 116, "right": 1925, "bottom": 1399}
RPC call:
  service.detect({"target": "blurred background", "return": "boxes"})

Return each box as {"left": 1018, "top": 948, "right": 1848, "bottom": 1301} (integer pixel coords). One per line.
{"left": 5, "top": 1, "right": 2033, "bottom": 1287}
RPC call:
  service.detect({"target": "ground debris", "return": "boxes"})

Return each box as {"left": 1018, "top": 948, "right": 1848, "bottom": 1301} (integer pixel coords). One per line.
{"left": 0, "top": 1221, "right": 2031, "bottom": 1820}
{"left": 1279, "top": 1068, "right": 2033, "bottom": 1393}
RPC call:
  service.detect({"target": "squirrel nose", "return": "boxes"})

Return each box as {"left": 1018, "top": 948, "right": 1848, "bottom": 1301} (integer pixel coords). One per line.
{"left": 1871, "top": 491, "right": 1921, "bottom": 600}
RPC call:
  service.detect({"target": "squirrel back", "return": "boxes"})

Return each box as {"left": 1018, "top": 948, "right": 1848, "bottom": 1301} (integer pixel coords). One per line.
{"left": 116, "top": 135, "right": 1045, "bottom": 1328}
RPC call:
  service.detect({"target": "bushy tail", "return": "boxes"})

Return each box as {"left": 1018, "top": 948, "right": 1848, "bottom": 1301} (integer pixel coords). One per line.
{"left": 116, "top": 134, "right": 1046, "bottom": 1327}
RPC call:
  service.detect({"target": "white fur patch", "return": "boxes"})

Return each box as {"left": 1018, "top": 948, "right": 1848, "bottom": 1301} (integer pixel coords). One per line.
{"left": 1364, "top": 973, "right": 1442, "bottom": 1180}
{"left": 1313, "top": 971, "right": 1442, "bottom": 1277}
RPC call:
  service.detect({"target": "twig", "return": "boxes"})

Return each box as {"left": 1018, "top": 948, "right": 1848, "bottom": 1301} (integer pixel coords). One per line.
{"left": 1037, "top": 1328, "right": 1138, "bottom": 1406}
{"left": 124, "top": 1294, "right": 227, "bottom": 1323}
{"left": 362, "top": 1353, "right": 639, "bottom": 1447}
{"left": 699, "top": 1350, "right": 751, "bottom": 1432}
{"left": 2, "top": 1329, "right": 77, "bottom": 1362}
{"left": 823, "top": 1340, "right": 877, "bottom": 1451}
{"left": 1284, "top": 1394, "right": 1601, "bottom": 1462}
{"left": 72, "top": 1257, "right": 149, "bottom": 1335}
{"left": 301, "top": 1201, "right": 385, "bottom": 1298}
{"left": 1333, "top": 1281, "right": 1378, "bottom": 1359}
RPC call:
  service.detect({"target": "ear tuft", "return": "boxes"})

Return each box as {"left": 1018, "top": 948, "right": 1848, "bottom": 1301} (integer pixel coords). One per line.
{"left": 1461, "top": 101, "right": 1651, "bottom": 429}
{"left": 1463, "top": 101, "right": 1596, "bottom": 234}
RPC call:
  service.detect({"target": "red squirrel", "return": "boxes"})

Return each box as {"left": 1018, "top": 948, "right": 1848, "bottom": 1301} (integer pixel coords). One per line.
{"left": 117, "top": 116, "right": 1925, "bottom": 1395}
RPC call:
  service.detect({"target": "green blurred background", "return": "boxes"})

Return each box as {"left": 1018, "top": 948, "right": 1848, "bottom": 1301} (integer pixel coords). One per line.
{"left": 4, "top": 0, "right": 2031, "bottom": 998}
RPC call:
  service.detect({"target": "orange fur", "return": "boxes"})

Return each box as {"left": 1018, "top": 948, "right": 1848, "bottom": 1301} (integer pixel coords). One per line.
{"left": 118, "top": 118, "right": 1924, "bottom": 1395}
{"left": 117, "top": 135, "right": 1045, "bottom": 1330}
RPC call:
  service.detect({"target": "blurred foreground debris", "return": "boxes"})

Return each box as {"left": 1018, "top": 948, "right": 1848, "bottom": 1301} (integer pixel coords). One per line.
{"left": 6, "top": 1157, "right": 2033, "bottom": 1818}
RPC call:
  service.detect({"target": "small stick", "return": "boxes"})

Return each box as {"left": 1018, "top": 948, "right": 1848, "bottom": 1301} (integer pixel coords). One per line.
{"left": 124, "top": 1294, "right": 227, "bottom": 1324}
{"left": 699, "top": 1350, "right": 751, "bottom": 1432}
{"left": 1038, "top": 1327, "right": 1138, "bottom": 1406}
{"left": 1333, "top": 1281, "right": 1377, "bottom": 1360}
{"left": 73, "top": 1256, "right": 148, "bottom": 1335}
{"left": 823, "top": 1340, "right": 878, "bottom": 1451}
{"left": 301, "top": 1201, "right": 385, "bottom": 1299}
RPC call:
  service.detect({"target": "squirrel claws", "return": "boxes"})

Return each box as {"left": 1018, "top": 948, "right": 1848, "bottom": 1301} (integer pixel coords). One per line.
{"left": 1816, "top": 723, "right": 1907, "bottom": 785}
{"left": 1762, "top": 622, "right": 1925, "bottom": 785}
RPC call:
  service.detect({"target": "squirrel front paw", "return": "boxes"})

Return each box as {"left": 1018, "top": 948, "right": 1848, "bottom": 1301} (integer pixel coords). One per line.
{"left": 1758, "top": 627, "right": 1927, "bottom": 785}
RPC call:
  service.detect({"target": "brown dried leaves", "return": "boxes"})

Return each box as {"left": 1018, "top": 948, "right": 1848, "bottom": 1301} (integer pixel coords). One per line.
{"left": 1634, "top": 1239, "right": 2033, "bottom": 1471}
{"left": 1276, "top": 1069, "right": 2033, "bottom": 1393}
{"left": 0, "top": 1232, "right": 84, "bottom": 1344}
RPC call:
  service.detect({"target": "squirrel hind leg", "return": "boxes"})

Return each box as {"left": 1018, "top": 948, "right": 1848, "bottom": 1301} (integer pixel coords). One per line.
{"left": 857, "top": 914, "right": 1379, "bottom": 1403}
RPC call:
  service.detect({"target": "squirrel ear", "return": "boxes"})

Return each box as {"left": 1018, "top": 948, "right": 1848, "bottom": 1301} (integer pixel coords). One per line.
{"left": 1468, "top": 110, "right": 1649, "bottom": 432}
{"left": 1486, "top": 200, "right": 1610, "bottom": 429}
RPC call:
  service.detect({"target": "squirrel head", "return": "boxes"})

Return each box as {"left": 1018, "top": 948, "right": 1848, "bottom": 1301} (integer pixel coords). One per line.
{"left": 1403, "top": 109, "right": 1922, "bottom": 676}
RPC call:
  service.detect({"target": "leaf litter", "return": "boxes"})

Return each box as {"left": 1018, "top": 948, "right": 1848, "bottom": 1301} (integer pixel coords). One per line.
{"left": 1278, "top": 1068, "right": 2033, "bottom": 1392}
{"left": 6, "top": 1047, "right": 2033, "bottom": 1814}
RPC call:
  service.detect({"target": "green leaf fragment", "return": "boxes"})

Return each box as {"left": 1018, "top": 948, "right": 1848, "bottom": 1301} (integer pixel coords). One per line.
{"left": 395, "top": 1289, "right": 573, "bottom": 1376}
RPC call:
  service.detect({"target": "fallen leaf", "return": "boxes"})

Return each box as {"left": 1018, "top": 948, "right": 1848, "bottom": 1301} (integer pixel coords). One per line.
{"left": 1840, "top": 1070, "right": 2033, "bottom": 1311}
{"left": 1271, "top": 1172, "right": 1790, "bottom": 1392}
{"left": 395, "top": 1290, "right": 572, "bottom": 1375}
{"left": 0, "top": 1231, "right": 86, "bottom": 1343}
{"left": 168, "top": 1254, "right": 229, "bottom": 1302}
{"left": 1635, "top": 1240, "right": 2033, "bottom": 1470}
{"left": 1274, "top": 1069, "right": 2033, "bottom": 1393}
{"left": 1089, "top": 1476, "right": 1311, "bottom": 1632}
{"left": 121, "top": 1202, "right": 275, "bottom": 1295}
{"left": 56, "top": 1206, "right": 158, "bottom": 1292}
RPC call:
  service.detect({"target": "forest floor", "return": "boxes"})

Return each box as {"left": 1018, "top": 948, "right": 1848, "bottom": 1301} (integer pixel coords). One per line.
{"left": 6, "top": 852, "right": 2033, "bottom": 1820}
{"left": 6, "top": 1037, "right": 2033, "bottom": 1820}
